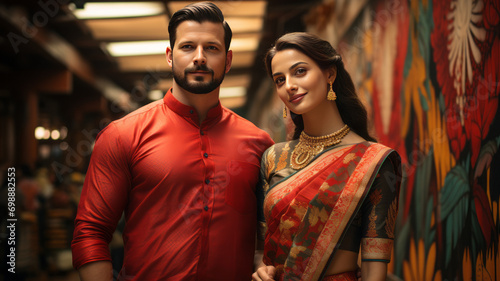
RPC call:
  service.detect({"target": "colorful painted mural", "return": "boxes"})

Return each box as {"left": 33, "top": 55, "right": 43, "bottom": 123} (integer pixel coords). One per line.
{"left": 322, "top": 0, "right": 499, "bottom": 280}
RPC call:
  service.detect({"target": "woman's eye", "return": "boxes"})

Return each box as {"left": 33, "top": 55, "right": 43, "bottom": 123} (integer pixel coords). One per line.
{"left": 274, "top": 77, "right": 285, "bottom": 85}
{"left": 295, "top": 68, "right": 306, "bottom": 75}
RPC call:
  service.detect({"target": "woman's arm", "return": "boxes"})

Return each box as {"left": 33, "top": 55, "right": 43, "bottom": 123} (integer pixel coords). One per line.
{"left": 253, "top": 147, "right": 277, "bottom": 281}
{"left": 361, "top": 261, "right": 387, "bottom": 281}
{"left": 254, "top": 233, "right": 265, "bottom": 271}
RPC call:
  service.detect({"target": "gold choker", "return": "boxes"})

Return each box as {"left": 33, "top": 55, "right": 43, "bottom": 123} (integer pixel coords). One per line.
{"left": 290, "top": 124, "right": 350, "bottom": 170}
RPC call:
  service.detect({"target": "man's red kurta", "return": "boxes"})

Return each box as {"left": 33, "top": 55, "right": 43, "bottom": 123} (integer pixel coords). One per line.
{"left": 71, "top": 89, "right": 273, "bottom": 280}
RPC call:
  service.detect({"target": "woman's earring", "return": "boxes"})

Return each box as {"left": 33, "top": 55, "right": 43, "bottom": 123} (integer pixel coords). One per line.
{"left": 283, "top": 107, "right": 287, "bottom": 118}
{"left": 327, "top": 81, "right": 336, "bottom": 101}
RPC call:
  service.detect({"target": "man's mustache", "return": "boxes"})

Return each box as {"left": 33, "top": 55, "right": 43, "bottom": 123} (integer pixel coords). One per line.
{"left": 185, "top": 65, "right": 213, "bottom": 74}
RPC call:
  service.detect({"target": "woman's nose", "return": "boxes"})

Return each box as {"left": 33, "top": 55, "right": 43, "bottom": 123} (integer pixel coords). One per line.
{"left": 285, "top": 80, "right": 297, "bottom": 93}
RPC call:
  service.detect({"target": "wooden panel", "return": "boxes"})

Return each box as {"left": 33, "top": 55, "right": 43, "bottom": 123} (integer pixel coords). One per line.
{"left": 34, "top": 70, "right": 73, "bottom": 93}
{"left": 116, "top": 54, "right": 169, "bottom": 72}
{"left": 225, "top": 17, "right": 264, "bottom": 33}
{"left": 231, "top": 51, "right": 256, "bottom": 68}
{"left": 6, "top": 70, "right": 72, "bottom": 94}
{"left": 85, "top": 15, "right": 169, "bottom": 41}
{"left": 168, "top": 1, "right": 267, "bottom": 17}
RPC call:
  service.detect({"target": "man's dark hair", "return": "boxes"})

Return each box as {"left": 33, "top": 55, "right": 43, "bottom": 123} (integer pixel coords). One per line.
{"left": 168, "top": 2, "right": 232, "bottom": 52}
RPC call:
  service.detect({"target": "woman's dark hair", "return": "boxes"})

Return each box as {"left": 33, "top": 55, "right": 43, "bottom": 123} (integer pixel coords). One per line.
{"left": 168, "top": 2, "right": 232, "bottom": 52}
{"left": 265, "top": 32, "right": 376, "bottom": 142}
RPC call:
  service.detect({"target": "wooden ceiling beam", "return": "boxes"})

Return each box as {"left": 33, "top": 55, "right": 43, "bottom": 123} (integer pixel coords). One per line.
{"left": 0, "top": 5, "right": 136, "bottom": 111}
{"left": 0, "top": 6, "right": 118, "bottom": 86}
{"left": 34, "top": 69, "right": 73, "bottom": 93}
{"left": 0, "top": 6, "right": 96, "bottom": 85}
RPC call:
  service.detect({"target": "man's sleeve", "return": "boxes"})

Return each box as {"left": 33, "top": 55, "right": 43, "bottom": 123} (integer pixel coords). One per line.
{"left": 71, "top": 123, "right": 131, "bottom": 269}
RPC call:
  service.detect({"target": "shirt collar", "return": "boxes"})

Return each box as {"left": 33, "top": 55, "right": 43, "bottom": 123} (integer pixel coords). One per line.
{"left": 163, "top": 88, "right": 223, "bottom": 127}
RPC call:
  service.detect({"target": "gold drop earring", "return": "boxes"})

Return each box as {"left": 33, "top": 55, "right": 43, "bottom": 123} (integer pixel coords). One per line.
{"left": 283, "top": 107, "right": 287, "bottom": 118}
{"left": 327, "top": 81, "right": 337, "bottom": 101}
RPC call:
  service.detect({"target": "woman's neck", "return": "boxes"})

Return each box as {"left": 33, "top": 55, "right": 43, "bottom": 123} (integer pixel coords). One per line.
{"left": 301, "top": 102, "right": 345, "bottom": 137}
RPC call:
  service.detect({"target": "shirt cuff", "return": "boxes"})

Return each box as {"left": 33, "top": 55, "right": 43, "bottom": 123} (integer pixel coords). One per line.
{"left": 71, "top": 239, "right": 112, "bottom": 269}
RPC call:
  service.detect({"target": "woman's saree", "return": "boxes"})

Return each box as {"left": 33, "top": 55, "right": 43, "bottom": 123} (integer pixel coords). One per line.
{"left": 262, "top": 141, "right": 401, "bottom": 281}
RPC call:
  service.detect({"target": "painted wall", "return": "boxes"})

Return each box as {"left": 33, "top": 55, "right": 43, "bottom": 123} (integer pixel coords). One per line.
{"left": 306, "top": 0, "right": 499, "bottom": 279}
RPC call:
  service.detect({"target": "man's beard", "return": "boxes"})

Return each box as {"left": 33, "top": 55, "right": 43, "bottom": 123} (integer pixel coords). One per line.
{"left": 172, "top": 63, "right": 225, "bottom": 94}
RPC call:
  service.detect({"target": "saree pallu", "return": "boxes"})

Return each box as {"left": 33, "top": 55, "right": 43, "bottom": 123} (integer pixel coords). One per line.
{"left": 262, "top": 142, "right": 401, "bottom": 281}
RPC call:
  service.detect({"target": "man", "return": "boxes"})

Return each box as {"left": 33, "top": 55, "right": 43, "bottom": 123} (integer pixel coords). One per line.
{"left": 71, "top": 2, "right": 274, "bottom": 280}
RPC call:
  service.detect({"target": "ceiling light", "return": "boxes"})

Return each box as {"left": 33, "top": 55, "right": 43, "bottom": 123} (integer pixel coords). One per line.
{"left": 51, "top": 130, "right": 61, "bottom": 140}
{"left": 43, "top": 129, "right": 51, "bottom": 140}
{"left": 220, "top": 87, "right": 246, "bottom": 98}
{"left": 230, "top": 37, "right": 259, "bottom": 52}
{"left": 148, "top": 90, "right": 164, "bottom": 101}
{"left": 106, "top": 40, "right": 169, "bottom": 57}
{"left": 35, "top": 126, "right": 45, "bottom": 140}
{"left": 71, "top": 2, "right": 165, "bottom": 19}
{"left": 106, "top": 36, "right": 258, "bottom": 57}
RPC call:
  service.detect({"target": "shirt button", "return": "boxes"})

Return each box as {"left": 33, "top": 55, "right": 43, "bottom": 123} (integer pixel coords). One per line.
{"left": 200, "top": 130, "right": 204, "bottom": 135}
{"left": 204, "top": 153, "right": 208, "bottom": 158}
{"left": 189, "top": 110, "right": 194, "bottom": 114}
{"left": 204, "top": 206, "right": 209, "bottom": 211}
{"left": 205, "top": 179, "right": 210, "bottom": 184}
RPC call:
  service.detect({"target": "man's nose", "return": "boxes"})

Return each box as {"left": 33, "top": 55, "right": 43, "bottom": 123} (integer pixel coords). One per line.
{"left": 193, "top": 46, "right": 207, "bottom": 65}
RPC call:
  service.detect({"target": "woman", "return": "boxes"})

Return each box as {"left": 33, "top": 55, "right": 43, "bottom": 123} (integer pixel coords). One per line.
{"left": 252, "top": 32, "right": 402, "bottom": 281}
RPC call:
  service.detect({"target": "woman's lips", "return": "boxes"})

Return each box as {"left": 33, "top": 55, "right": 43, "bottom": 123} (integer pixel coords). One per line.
{"left": 289, "top": 93, "right": 306, "bottom": 103}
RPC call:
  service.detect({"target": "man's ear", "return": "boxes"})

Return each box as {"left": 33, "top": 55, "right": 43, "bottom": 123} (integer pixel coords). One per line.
{"left": 166, "top": 46, "right": 173, "bottom": 67}
{"left": 225, "top": 50, "right": 233, "bottom": 74}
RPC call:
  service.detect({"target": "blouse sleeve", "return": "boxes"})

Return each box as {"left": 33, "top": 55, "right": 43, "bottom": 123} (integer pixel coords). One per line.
{"left": 256, "top": 146, "right": 273, "bottom": 240}
{"left": 360, "top": 156, "right": 401, "bottom": 263}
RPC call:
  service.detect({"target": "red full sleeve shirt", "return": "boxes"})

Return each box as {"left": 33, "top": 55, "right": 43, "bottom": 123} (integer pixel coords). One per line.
{"left": 71, "top": 89, "right": 274, "bottom": 280}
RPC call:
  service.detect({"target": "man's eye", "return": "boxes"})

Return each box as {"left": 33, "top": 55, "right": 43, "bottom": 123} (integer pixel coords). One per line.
{"left": 181, "top": 45, "right": 193, "bottom": 49}
{"left": 207, "top": 46, "right": 218, "bottom": 50}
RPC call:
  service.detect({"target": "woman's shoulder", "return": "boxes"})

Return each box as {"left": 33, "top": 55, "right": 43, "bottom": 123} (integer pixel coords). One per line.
{"left": 366, "top": 142, "right": 401, "bottom": 160}
{"left": 364, "top": 142, "right": 402, "bottom": 177}
{"left": 264, "top": 140, "right": 298, "bottom": 157}
{"left": 261, "top": 140, "right": 297, "bottom": 180}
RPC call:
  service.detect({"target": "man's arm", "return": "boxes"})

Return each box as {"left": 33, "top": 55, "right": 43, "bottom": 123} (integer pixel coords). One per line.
{"left": 78, "top": 261, "right": 113, "bottom": 281}
{"left": 71, "top": 123, "right": 131, "bottom": 270}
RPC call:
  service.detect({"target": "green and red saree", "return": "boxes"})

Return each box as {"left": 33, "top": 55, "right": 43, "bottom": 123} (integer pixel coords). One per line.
{"left": 260, "top": 141, "right": 401, "bottom": 281}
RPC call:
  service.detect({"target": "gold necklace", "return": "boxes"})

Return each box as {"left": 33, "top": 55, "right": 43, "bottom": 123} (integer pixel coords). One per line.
{"left": 290, "top": 124, "right": 350, "bottom": 170}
